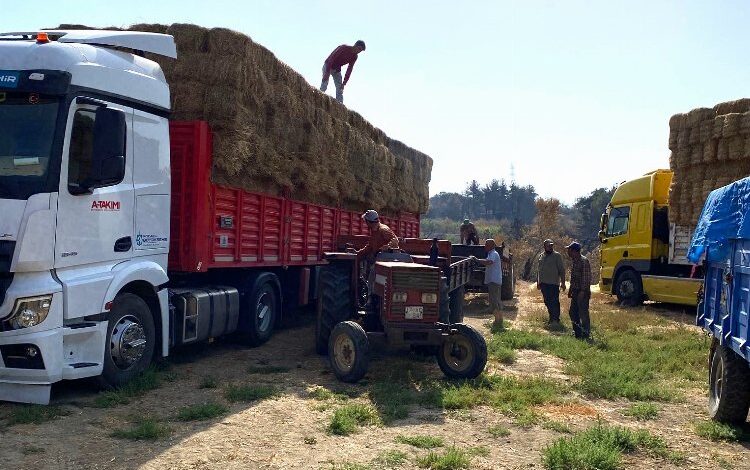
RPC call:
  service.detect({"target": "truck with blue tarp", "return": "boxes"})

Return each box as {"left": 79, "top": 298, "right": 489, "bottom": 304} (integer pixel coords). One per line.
{"left": 689, "top": 177, "right": 750, "bottom": 423}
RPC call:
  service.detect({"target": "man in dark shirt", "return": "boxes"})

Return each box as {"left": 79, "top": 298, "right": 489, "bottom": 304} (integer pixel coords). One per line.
{"left": 320, "top": 40, "right": 366, "bottom": 103}
{"left": 566, "top": 241, "right": 592, "bottom": 340}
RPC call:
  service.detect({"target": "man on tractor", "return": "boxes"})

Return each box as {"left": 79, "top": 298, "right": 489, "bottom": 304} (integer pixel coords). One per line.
{"left": 357, "top": 210, "right": 399, "bottom": 260}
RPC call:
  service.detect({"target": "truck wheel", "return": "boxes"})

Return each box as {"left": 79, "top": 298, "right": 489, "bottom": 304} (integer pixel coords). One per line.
{"left": 243, "top": 278, "right": 279, "bottom": 346}
{"left": 614, "top": 270, "right": 643, "bottom": 306}
{"left": 437, "top": 323, "right": 487, "bottom": 380}
{"left": 99, "top": 293, "right": 156, "bottom": 389}
{"left": 449, "top": 286, "right": 465, "bottom": 324}
{"left": 328, "top": 321, "right": 370, "bottom": 383}
{"left": 315, "top": 263, "right": 354, "bottom": 355}
{"left": 708, "top": 344, "right": 750, "bottom": 423}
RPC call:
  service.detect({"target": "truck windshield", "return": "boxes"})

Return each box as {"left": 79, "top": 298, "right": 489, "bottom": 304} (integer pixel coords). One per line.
{"left": 607, "top": 206, "right": 630, "bottom": 236}
{"left": 0, "top": 92, "right": 60, "bottom": 200}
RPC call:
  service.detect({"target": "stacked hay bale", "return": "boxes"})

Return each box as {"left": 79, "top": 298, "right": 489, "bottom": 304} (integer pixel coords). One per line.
{"left": 668, "top": 99, "right": 750, "bottom": 226}
{"left": 62, "top": 23, "right": 432, "bottom": 214}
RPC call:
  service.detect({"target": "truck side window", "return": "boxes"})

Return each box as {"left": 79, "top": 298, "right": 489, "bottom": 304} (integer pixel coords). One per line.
{"left": 607, "top": 206, "right": 630, "bottom": 236}
{"left": 68, "top": 109, "right": 96, "bottom": 190}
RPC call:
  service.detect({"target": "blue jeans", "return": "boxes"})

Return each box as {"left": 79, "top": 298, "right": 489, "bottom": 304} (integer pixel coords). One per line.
{"left": 320, "top": 65, "right": 343, "bottom": 103}
{"left": 540, "top": 283, "right": 560, "bottom": 323}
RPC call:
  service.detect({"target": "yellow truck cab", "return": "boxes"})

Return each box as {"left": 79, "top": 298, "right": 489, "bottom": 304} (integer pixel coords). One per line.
{"left": 599, "top": 170, "right": 701, "bottom": 306}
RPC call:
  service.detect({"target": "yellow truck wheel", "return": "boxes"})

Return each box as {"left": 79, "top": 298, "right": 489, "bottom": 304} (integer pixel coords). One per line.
{"left": 614, "top": 270, "right": 643, "bottom": 306}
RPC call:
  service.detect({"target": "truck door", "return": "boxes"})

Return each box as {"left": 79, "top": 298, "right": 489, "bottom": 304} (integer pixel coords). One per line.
{"left": 54, "top": 99, "right": 135, "bottom": 315}
{"left": 600, "top": 205, "right": 631, "bottom": 281}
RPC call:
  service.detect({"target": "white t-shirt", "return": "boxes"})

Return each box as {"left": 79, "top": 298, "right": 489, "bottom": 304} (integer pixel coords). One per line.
{"left": 484, "top": 249, "right": 502, "bottom": 285}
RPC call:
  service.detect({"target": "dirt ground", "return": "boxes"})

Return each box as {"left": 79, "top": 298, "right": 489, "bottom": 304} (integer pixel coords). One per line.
{"left": 0, "top": 282, "right": 748, "bottom": 469}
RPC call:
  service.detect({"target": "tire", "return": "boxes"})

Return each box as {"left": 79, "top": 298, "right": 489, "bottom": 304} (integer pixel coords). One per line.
{"left": 437, "top": 323, "right": 487, "bottom": 379}
{"left": 315, "top": 262, "right": 354, "bottom": 355}
{"left": 501, "top": 262, "right": 514, "bottom": 301}
{"left": 449, "top": 286, "right": 465, "bottom": 324}
{"left": 328, "top": 321, "right": 370, "bottom": 383}
{"left": 614, "top": 270, "right": 643, "bottom": 306}
{"left": 708, "top": 343, "right": 750, "bottom": 423}
{"left": 242, "top": 278, "right": 279, "bottom": 346}
{"left": 439, "top": 276, "right": 450, "bottom": 323}
{"left": 99, "top": 293, "right": 156, "bottom": 389}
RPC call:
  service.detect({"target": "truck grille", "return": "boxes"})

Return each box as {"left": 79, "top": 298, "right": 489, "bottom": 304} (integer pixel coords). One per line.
{"left": 0, "top": 241, "right": 15, "bottom": 308}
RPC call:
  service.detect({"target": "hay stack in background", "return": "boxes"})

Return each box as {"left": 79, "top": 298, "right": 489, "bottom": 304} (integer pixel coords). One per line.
{"left": 60, "top": 23, "right": 432, "bottom": 215}
{"left": 668, "top": 99, "right": 750, "bottom": 226}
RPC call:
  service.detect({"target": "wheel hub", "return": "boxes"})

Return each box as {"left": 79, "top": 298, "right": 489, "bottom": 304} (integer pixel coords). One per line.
{"left": 442, "top": 335, "right": 473, "bottom": 372}
{"left": 110, "top": 316, "right": 147, "bottom": 370}
{"left": 256, "top": 292, "right": 272, "bottom": 333}
{"left": 333, "top": 335, "right": 355, "bottom": 372}
{"left": 619, "top": 280, "right": 635, "bottom": 297}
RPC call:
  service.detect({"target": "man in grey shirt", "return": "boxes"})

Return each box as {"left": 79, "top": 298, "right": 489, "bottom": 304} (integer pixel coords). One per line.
{"left": 536, "top": 239, "right": 566, "bottom": 326}
{"left": 472, "top": 239, "right": 503, "bottom": 328}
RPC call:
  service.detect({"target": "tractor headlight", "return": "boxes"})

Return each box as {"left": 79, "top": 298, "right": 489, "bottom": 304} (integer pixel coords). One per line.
{"left": 7, "top": 295, "right": 52, "bottom": 329}
{"left": 421, "top": 293, "right": 438, "bottom": 304}
{"left": 392, "top": 292, "right": 408, "bottom": 303}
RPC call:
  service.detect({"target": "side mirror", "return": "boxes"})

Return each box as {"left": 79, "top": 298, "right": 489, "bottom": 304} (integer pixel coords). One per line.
{"left": 598, "top": 230, "right": 608, "bottom": 244}
{"left": 80, "top": 107, "right": 126, "bottom": 191}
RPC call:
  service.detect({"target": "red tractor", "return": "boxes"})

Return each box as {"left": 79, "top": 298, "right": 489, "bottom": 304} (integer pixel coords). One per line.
{"left": 315, "top": 237, "right": 487, "bottom": 382}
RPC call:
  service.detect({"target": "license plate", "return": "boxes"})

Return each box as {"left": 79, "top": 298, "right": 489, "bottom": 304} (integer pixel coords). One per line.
{"left": 404, "top": 306, "right": 424, "bottom": 320}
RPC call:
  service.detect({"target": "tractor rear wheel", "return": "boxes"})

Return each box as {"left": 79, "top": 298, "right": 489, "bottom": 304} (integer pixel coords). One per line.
{"left": 315, "top": 262, "right": 354, "bottom": 355}
{"left": 328, "top": 321, "right": 370, "bottom": 383}
{"left": 437, "top": 323, "right": 487, "bottom": 379}
{"left": 708, "top": 342, "right": 750, "bottom": 423}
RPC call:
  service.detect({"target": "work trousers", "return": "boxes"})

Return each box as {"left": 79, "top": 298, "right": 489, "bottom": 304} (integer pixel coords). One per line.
{"left": 540, "top": 283, "right": 561, "bottom": 323}
{"left": 320, "top": 65, "right": 343, "bottom": 103}
{"left": 569, "top": 289, "right": 591, "bottom": 339}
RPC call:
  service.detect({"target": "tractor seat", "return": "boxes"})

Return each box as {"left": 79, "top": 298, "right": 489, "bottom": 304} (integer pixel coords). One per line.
{"left": 376, "top": 250, "right": 414, "bottom": 263}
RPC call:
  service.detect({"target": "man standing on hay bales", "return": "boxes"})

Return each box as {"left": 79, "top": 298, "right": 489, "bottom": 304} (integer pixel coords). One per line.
{"left": 537, "top": 239, "right": 566, "bottom": 328}
{"left": 320, "top": 40, "right": 366, "bottom": 103}
{"left": 460, "top": 219, "right": 480, "bottom": 245}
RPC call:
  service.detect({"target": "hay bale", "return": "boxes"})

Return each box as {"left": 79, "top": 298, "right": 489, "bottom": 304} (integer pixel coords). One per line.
{"left": 714, "top": 98, "right": 750, "bottom": 116}
{"left": 723, "top": 113, "right": 742, "bottom": 138}
{"left": 121, "top": 23, "right": 431, "bottom": 215}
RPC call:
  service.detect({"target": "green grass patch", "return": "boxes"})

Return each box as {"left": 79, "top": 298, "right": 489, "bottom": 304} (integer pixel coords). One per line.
{"left": 309, "top": 386, "right": 349, "bottom": 401}
{"left": 488, "top": 424, "right": 511, "bottom": 437}
{"left": 225, "top": 384, "right": 279, "bottom": 403}
{"left": 542, "top": 423, "right": 670, "bottom": 470}
{"left": 623, "top": 402, "right": 659, "bottom": 421}
{"left": 694, "top": 420, "right": 749, "bottom": 442}
{"left": 176, "top": 402, "right": 229, "bottom": 421}
{"left": 199, "top": 376, "right": 218, "bottom": 389}
{"left": 514, "top": 410, "right": 542, "bottom": 428}
{"left": 416, "top": 446, "right": 472, "bottom": 469}
{"left": 490, "top": 306, "right": 709, "bottom": 401}
{"left": 396, "top": 434, "right": 444, "bottom": 449}
{"left": 441, "top": 374, "right": 563, "bottom": 415}
{"left": 6, "top": 405, "right": 70, "bottom": 425}
{"left": 247, "top": 364, "right": 292, "bottom": 374}
{"left": 542, "top": 419, "right": 573, "bottom": 434}
{"left": 373, "top": 450, "right": 408, "bottom": 467}
{"left": 110, "top": 417, "right": 171, "bottom": 441}
{"left": 328, "top": 403, "right": 380, "bottom": 435}
{"left": 93, "top": 367, "right": 162, "bottom": 408}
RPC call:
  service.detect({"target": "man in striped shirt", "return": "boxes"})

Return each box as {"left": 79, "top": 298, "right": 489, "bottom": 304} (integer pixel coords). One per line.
{"left": 566, "top": 241, "right": 592, "bottom": 340}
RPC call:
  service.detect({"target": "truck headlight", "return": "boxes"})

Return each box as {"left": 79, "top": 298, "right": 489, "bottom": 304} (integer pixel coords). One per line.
{"left": 392, "top": 292, "right": 408, "bottom": 303}
{"left": 8, "top": 295, "right": 52, "bottom": 329}
{"left": 421, "top": 293, "right": 438, "bottom": 304}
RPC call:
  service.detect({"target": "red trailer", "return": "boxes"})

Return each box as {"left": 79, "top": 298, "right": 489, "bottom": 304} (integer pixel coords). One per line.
{"left": 166, "top": 121, "right": 421, "bottom": 344}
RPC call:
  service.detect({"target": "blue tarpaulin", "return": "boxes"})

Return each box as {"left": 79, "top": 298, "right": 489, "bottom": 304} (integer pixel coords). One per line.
{"left": 688, "top": 176, "right": 750, "bottom": 263}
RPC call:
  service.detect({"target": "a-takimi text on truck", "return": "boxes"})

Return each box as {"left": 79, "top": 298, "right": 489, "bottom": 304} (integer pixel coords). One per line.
{"left": 598, "top": 169, "right": 702, "bottom": 306}
{"left": 0, "top": 29, "right": 443, "bottom": 404}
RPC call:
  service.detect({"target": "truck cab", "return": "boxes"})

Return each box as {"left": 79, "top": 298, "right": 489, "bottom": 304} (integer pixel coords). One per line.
{"left": 599, "top": 169, "right": 701, "bottom": 306}
{"left": 0, "top": 30, "right": 176, "bottom": 403}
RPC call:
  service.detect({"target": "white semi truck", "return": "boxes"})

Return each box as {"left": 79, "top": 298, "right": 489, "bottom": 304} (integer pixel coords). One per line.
{"left": 0, "top": 30, "right": 424, "bottom": 404}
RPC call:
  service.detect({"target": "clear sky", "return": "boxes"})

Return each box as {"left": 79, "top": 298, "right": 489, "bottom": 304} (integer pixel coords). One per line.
{"left": 3, "top": 1, "right": 749, "bottom": 204}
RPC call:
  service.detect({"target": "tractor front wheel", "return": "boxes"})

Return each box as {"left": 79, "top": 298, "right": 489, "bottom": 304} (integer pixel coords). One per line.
{"left": 437, "top": 323, "right": 487, "bottom": 379}
{"left": 328, "top": 321, "right": 370, "bottom": 383}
